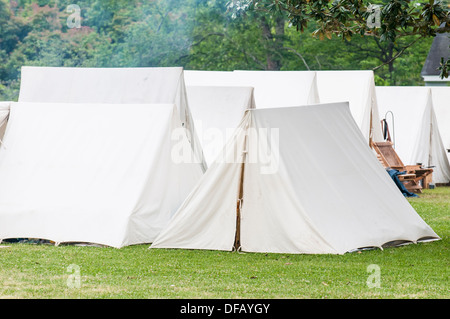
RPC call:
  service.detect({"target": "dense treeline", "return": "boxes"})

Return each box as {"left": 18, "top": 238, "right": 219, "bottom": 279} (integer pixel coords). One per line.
{"left": 0, "top": 0, "right": 435, "bottom": 100}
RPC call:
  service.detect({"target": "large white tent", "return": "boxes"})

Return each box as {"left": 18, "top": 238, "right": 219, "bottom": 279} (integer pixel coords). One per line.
{"left": 430, "top": 87, "right": 450, "bottom": 162}
{"left": 376, "top": 86, "right": 450, "bottom": 184}
{"left": 18, "top": 66, "right": 207, "bottom": 170}
{"left": 184, "top": 70, "right": 235, "bottom": 87}
{"left": 184, "top": 70, "right": 320, "bottom": 108}
{"left": 0, "top": 102, "right": 11, "bottom": 140}
{"left": 316, "top": 71, "right": 383, "bottom": 144}
{"left": 186, "top": 85, "right": 256, "bottom": 166}
{"left": 0, "top": 102, "right": 203, "bottom": 248}
{"left": 185, "top": 70, "right": 383, "bottom": 145}
{"left": 231, "top": 70, "right": 320, "bottom": 107}
{"left": 151, "top": 103, "right": 439, "bottom": 255}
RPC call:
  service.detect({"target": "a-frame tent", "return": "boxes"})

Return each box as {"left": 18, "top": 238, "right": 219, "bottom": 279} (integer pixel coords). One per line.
{"left": 0, "top": 102, "right": 203, "bottom": 248}
{"left": 184, "top": 70, "right": 320, "bottom": 108}
{"left": 231, "top": 70, "right": 320, "bottom": 108}
{"left": 376, "top": 86, "right": 450, "bottom": 184}
{"left": 430, "top": 87, "right": 450, "bottom": 163}
{"left": 186, "top": 85, "right": 256, "bottom": 166}
{"left": 316, "top": 70, "right": 383, "bottom": 144}
{"left": 0, "top": 102, "right": 11, "bottom": 140}
{"left": 151, "top": 103, "right": 439, "bottom": 254}
{"left": 18, "top": 66, "right": 207, "bottom": 171}
{"left": 183, "top": 70, "right": 236, "bottom": 87}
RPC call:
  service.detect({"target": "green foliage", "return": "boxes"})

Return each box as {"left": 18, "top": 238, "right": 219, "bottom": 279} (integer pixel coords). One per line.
{"left": 439, "top": 55, "right": 450, "bottom": 78}
{"left": 241, "top": 0, "right": 449, "bottom": 40}
{"left": 0, "top": 0, "right": 443, "bottom": 100}
{"left": 236, "top": 0, "right": 449, "bottom": 80}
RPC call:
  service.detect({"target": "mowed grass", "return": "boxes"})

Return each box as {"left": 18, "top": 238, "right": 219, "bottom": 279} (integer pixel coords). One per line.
{"left": 0, "top": 187, "right": 448, "bottom": 299}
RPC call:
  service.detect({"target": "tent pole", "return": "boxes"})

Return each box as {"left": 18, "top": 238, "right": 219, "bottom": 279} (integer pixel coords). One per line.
{"left": 233, "top": 163, "right": 245, "bottom": 251}
{"left": 233, "top": 121, "right": 250, "bottom": 252}
{"left": 428, "top": 108, "right": 433, "bottom": 168}
{"left": 369, "top": 109, "right": 374, "bottom": 148}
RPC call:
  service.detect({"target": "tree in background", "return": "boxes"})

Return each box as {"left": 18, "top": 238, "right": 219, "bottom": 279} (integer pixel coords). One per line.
{"left": 186, "top": 0, "right": 438, "bottom": 85}
{"left": 184, "top": 0, "right": 292, "bottom": 70}
{"left": 0, "top": 0, "right": 30, "bottom": 99}
{"left": 231, "top": 0, "right": 449, "bottom": 79}
{"left": 0, "top": 0, "right": 447, "bottom": 100}
{"left": 0, "top": 0, "right": 205, "bottom": 99}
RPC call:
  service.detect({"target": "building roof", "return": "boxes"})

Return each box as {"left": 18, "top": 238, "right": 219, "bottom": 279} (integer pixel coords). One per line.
{"left": 421, "top": 32, "right": 450, "bottom": 77}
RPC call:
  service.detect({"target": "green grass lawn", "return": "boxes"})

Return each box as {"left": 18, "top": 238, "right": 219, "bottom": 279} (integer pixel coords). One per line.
{"left": 0, "top": 187, "right": 448, "bottom": 299}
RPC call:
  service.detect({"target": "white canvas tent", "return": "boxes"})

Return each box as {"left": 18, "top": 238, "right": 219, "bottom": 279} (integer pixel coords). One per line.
{"left": 18, "top": 66, "right": 207, "bottom": 170}
{"left": 376, "top": 86, "right": 450, "bottom": 184}
{"left": 231, "top": 70, "right": 320, "bottom": 108}
{"left": 0, "top": 102, "right": 11, "bottom": 140}
{"left": 0, "top": 102, "right": 203, "bottom": 248}
{"left": 184, "top": 70, "right": 320, "bottom": 108}
{"left": 151, "top": 103, "right": 439, "bottom": 255}
{"left": 430, "top": 87, "right": 450, "bottom": 162}
{"left": 186, "top": 85, "right": 256, "bottom": 166}
{"left": 183, "top": 70, "right": 236, "bottom": 87}
{"left": 316, "top": 71, "right": 383, "bottom": 144}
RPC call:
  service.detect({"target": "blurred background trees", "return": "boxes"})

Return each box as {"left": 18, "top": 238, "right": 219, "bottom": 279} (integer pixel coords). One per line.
{"left": 0, "top": 0, "right": 447, "bottom": 100}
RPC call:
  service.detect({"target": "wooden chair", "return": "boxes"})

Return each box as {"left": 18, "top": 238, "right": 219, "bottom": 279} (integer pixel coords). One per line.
{"left": 371, "top": 141, "right": 433, "bottom": 193}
